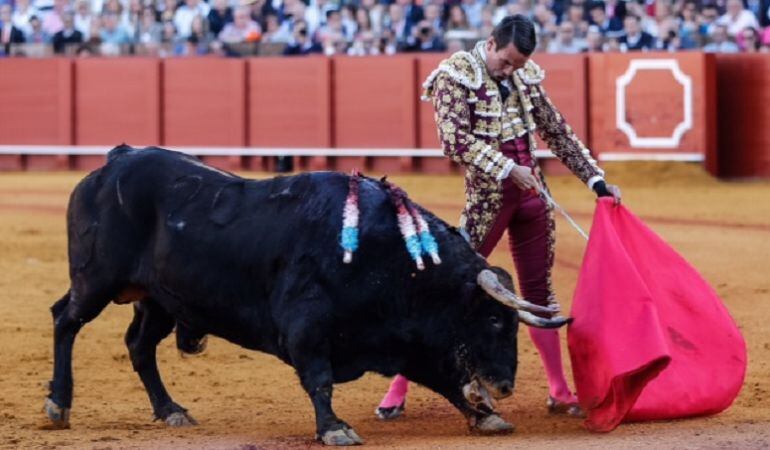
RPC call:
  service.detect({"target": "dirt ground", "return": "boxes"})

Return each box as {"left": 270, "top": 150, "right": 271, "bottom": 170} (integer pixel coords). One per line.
{"left": 1, "top": 162, "right": 769, "bottom": 450}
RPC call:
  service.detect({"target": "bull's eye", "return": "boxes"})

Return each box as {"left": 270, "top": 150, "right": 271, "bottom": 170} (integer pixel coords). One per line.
{"left": 489, "top": 315, "right": 503, "bottom": 330}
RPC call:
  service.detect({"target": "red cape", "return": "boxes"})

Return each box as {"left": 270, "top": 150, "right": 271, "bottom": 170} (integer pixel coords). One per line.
{"left": 568, "top": 198, "right": 747, "bottom": 432}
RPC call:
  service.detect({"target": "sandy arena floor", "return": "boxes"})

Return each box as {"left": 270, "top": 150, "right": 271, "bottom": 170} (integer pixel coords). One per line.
{"left": 0, "top": 162, "right": 769, "bottom": 449}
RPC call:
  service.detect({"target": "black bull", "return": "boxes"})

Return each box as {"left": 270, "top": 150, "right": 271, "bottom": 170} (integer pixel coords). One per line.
{"left": 45, "top": 146, "right": 569, "bottom": 445}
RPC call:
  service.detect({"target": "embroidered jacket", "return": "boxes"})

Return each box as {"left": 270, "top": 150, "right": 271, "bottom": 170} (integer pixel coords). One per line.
{"left": 421, "top": 43, "right": 605, "bottom": 249}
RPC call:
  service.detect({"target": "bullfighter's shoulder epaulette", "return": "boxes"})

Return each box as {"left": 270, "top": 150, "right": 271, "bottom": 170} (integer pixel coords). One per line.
{"left": 420, "top": 51, "right": 483, "bottom": 101}
{"left": 515, "top": 59, "right": 546, "bottom": 85}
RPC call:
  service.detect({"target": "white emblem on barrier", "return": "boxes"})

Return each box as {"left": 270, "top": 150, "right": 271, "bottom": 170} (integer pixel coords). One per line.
{"left": 615, "top": 59, "right": 693, "bottom": 148}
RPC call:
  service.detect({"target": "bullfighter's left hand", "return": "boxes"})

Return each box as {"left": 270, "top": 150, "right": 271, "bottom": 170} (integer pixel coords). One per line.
{"left": 593, "top": 180, "right": 622, "bottom": 205}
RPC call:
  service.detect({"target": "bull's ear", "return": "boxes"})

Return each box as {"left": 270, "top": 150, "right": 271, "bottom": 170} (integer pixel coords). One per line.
{"left": 210, "top": 181, "right": 244, "bottom": 226}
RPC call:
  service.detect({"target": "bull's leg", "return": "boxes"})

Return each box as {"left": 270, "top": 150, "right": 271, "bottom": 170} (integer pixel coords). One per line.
{"left": 125, "top": 300, "right": 196, "bottom": 427}
{"left": 175, "top": 322, "right": 208, "bottom": 357}
{"left": 46, "top": 289, "right": 111, "bottom": 429}
{"left": 286, "top": 324, "right": 362, "bottom": 446}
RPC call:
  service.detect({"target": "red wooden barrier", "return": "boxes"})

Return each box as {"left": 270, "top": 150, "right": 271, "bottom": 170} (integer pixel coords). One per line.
{"left": 714, "top": 55, "right": 770, "bottom": 177}
{"left": 247, "top": 57, "right": 331, "bottom": 171}
{"left": 333, "top": 55, "right": 417, "bottom": 173}
{"left": 163, "top": 58, "right": 246, "bottom": 170}
{"left": 74, "top": 58, "right": 161, "bottom": 170}
{"left": 587, "top": 53, "right": 716, "bottom": 162}
{"left": 0, "top": 58, "right": 72, "bottom": 170}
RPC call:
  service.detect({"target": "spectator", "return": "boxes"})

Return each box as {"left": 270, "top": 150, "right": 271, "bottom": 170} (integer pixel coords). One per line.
{"left": 159, "top": 19, "right": 178, "bottom": 49}
{"left": 11, "top": 0, "right": 38, "bottom": 36}
{"left": 99, "top": 12, "right": 131, "bottom": 47}
{"left": 404, "top": 19, "right": 445, "bottom": 52}
{"left": 533, "top": 4, "right": 558, "bottom": 46}
{"left": 123, "top": 0, "right": 142, "bottom": 36}
{"left": 395, "top": 0, "right": 424, "bottom": 39}
{"left": 620, "top": 14, "right": 655, "bottom": 50}
{"left": 678, "top": 0, "right": 701, "bottom": 48}
{"left": 189, "top": 14, "right": 213, "bottom": 48}
{"left": 446, "top": 4, "right": 471, "bottom": 32}
{"left": 584, "top": 23, "right": 605, "bottom": 51}
{"left": 564, "top": 3, "right": 590, "bottom": 39}
{"left": 73, "top": 0, "right": 92, "bottom": 38}
{"left": 207, "top": 0, "right": 232, "bottom": 36}
{"left": 218, "top": 5, "right": 260, "bottom": 43}
{"left": 717, "top": 0, "right": 760, "bottom": 36}
{"left": 26, "top": 15, "right": 50, "bottom": 43}
{"left": 341, "top": 4, "right": 357, "bottom": 36}
{"left": 283, "top": 19, "right": 322, "bottom": 54}
{"left": 605, "top": 34, "right": 622, "bottom": 50}
{"left": 135, "top": 6, "right": 163, "bottom": 46}
{"left": 317, "top": 9, "right": 354, "bottom": 42}
{"left": 84, "top": 14, "right": 101, "bottom": 46}
{"left": 423, "top": 3, "right": 443, "bottom": 35}
{"left": 159, "top": 0, "right": 177, "bottom": 22}
{"left": 703, "top": 23, "right": 740, "bottom": 51}
{"left": 42, "top": 0, "right": 66, "bottom": 35}
{"left": 386, "top": 3, "right": 409, "bottom": 44}
{"left": 52, "top": 9, "right": 84, "bottom": 53}
{"left": 739, "top": 25, "right": 761, "bottom": 50}
{"left": 320, "top": 29, "right": 347, "bottom": 54}
{"left": 605, "top": 0, "right": 627, "bottom": 23}
{"left": 359, "top": 0, "right": 384, "bottom": 34}
{"left": 478, "top": 4, "right": 495, "bottom": 37}
{"left": 174, "top": 0, "right": 210, "bottom": 38}
{"left": 355, "top": 5, "right": 372, "bottom": 34}
{"left": 347, "top": 29, "right": 377, "bottom": 55}
{"left": 590, "top": 1, "right": 624, "bottom": 37}
{"left": 377, "top": 27, "right": 398, "bottom": 54}
{"left": 1, "top": 4, "right": 26, "bottom": 54}
{"left": 548, "top": 20, "right": 586, "bottom": 52}
{"left": 699, "top": 3, "right": 720, "bottom": 37}
{"left": 262, "top": 12, "right": 289, "bottom": 42}
{"left": 462, "top": 0, "right": 484, "bottom": 29}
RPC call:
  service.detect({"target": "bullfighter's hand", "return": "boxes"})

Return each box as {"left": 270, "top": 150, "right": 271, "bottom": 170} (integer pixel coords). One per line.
{"left": 593, "top": 180, "right": 622, "bottom": 205}
{"left": 509, "top": 165, "right": 539, "bottom": 192}
{"left": 607, "top": 184, "right": 622, "bottom": 204}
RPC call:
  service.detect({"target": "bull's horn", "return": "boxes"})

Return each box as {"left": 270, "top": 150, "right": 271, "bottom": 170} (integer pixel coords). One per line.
{"left": 518, "top": 311, "right": 572, "bottom": 328}
{"left": 477, "top": 270, "right": 558, "bottom": 314}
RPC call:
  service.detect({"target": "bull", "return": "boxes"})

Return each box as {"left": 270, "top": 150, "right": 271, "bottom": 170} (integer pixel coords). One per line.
{"left": 45, "top": 145, "right": 568, "bottom": 445}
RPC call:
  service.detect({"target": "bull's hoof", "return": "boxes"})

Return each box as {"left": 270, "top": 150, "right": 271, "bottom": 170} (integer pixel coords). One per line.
{"left": 164, "top": 411, "right": 198, "bottom": 427}
{"left": 179, "top": 336, "right": 208, "bottom": 358}
{"left": 44, "top": 397, "right": 70, "bottom": 429}
{"left": 470, "top": 414, "right": 514, "bottom": 435}
{"left": 317, "top": 426, "right": 364, "bottom": 446}
{"left": 374, "top": 401, "right": 404, "bottom": 420}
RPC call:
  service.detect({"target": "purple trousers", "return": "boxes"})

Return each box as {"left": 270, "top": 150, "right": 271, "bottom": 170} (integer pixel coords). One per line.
{"left": 476, "top": 137, "right": 555, "bottom": 313}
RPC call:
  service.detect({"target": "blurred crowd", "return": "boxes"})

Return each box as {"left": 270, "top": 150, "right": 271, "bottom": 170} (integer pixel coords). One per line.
{"left": 1, "top": 0, "right": 769, "bottom": 57}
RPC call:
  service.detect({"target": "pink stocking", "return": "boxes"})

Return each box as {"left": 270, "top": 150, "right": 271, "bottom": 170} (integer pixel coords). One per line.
{"left": 378, "top": 374, "right": 409, "bottom": 408}
{"left": 528, "top": 327, "right": 577, "bottom": 403}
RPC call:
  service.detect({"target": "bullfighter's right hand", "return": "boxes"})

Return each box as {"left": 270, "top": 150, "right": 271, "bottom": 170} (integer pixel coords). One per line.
{"left": 509, "top": 165, "right": 540, "bottom": 192}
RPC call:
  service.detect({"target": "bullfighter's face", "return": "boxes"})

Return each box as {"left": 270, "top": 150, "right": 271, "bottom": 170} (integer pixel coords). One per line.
{"left": 484, "top": 37, "right": 529, "bottom": 81}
